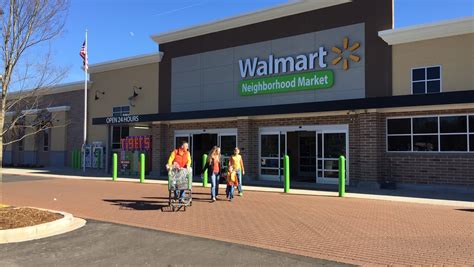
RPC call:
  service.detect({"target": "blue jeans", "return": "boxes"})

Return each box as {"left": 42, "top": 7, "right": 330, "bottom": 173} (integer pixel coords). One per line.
{"left": 210, "top": 172, "right": 220, "bottom": 199}
{"left": 226, "top": 185, "right": 235, "bottom": 199}
{"left": 174, "top": 190, "right": 185, "bottom": 200}
{"left": 236, "top": 169, "right": 243, "bottom": 193}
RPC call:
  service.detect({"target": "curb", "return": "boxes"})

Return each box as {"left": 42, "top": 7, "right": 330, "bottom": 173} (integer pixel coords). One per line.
{"left": 0, "top": 207, "right": 86, "bottom": 244}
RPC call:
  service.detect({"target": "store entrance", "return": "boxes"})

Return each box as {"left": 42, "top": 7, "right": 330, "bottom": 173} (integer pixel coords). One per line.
{"left": 286, "top": 131, "right": 317, "bottom": 183}
{"left": 174, "top": 129, "right": 237, "bottom": 176}
{"left": 259, "top": 126, "right": 348, "bottom": 185}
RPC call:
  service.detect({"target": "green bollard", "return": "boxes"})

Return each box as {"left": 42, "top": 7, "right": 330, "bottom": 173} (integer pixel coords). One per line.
{"left": 112, "top": 153, "right": 118, "bottom": 181}
{"left": 76, "top": 150, "right": 81, "bottom": 169}
{"left": 338, "top": 155, "right": 346, "bottom": 197}
{"left": 140, "top": 153, "right": 145, "bottom": 183}
{"left": 202, "top": 154, "right": 208, "bottom": 187}
{"left": 71, "top": 150, "right": 76, "bottom": 168}
{"left": 72, "top": 149, "right": 79, "bottom": 169}
{"left": 284, "top": 155, "right": 290, "bottom": 193}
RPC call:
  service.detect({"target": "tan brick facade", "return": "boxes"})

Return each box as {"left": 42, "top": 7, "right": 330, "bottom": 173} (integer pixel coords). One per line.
{"left": 4, "top": 88, "right": 84, "bottom": 167}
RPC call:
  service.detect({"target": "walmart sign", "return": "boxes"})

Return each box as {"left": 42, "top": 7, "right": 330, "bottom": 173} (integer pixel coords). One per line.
{"left": 238, "top": 47, "right": 334, "bottom": 96}
{"left": 239, "top": 70, "right": 333, "bottom": 96}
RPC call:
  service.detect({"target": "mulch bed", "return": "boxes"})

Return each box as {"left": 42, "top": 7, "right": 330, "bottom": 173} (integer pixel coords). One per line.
{"left": 0, "top": 207, "right": 63, "bottom": 230}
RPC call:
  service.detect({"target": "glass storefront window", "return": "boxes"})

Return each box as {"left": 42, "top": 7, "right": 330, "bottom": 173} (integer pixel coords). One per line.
{"left": 387, "top": 118, "right": 411, "bottom": 134}
{"left": 317, "top": 132, "right": 347, "bottom": 181}
{"left": 388, "top": 115, "right": 474, "bottom": 152}
{"left": 413, "top": 135, "right": 438, "bottom": 151}
{"left": 440, "top": 116, "right": 467, "bottom": 133}
{"left": 323, "top": 133, "right": 345, "bottom": 158}
{"left": 112, "top": 126, "right": 129, "bottom": 149}
{"left": 261, "top": 135, "right": 279, "bottom": 157}
{"left": 220, "top": 135, "right": 236, "bottom": 157}
{"left": 440, "top": 135, "right": 467, "bottom": 151}
{"left": 413, "top": 117, "right": 437, "bottom": 134}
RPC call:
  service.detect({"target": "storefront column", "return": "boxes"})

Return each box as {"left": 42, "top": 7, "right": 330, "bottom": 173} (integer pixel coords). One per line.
{"left": 151, "top": 122, "right": 169, "bottom": 177}
{"left": 356, "top": 111, "right": 385, "bottom": 184}
{"left": 237, "top": 117, "right": 258, "bottom": 180}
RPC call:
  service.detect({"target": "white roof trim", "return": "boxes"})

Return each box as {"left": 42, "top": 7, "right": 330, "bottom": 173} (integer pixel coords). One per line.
{"left": 5, "top": 106, "right": 71, "bottom": 117}
{"left": 7, "top": 81, "right": 91, "bottom": 99}
{"left": 88, "top": 52, "right": 163, "bottom": 73}
{"left": 379, "top": 16, "right": 474, "bottom": 45}
{"left": 151, "top": 0, "right": 351, "bottom": 44}
{"left": 47, "top": 106, "right": 71, "bottom": 112}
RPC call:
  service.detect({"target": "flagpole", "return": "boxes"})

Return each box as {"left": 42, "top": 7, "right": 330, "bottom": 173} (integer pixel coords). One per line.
{"left": 83, "top": 29, "right": 88, "bottom": 173}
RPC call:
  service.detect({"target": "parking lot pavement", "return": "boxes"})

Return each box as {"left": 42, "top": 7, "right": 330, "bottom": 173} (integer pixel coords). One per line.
{"left": 2, "top": 175, "right": 474, "bottom": 266}
{"left": 0, "top": 220, "right": 346, "bottom": 266}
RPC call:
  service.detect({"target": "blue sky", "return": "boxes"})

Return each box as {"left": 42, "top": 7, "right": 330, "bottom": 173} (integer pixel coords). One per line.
{"left": 39, "top": 0, "right": 474, "bottom": 83}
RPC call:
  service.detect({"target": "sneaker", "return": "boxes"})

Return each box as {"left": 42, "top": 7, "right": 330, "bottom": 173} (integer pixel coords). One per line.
{"left": 239, "top": 192, "right": 243, "bottom": 197}
{"left": 211, "top": 198, "right": 216, "bottom": 202}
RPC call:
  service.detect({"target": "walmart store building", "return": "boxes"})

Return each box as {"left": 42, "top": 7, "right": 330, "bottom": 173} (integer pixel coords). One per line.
{"left": 87, "top": 0, "right": 474, "bottom": 188}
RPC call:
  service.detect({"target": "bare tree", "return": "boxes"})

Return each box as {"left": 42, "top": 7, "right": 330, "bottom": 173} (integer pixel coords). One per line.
{"left": 0, "top": 0, "right": 69, "bottom": 168}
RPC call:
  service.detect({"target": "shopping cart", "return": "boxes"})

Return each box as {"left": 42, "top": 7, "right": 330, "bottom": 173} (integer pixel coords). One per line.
{"left": 168, "top": 167, "right": 193, "bottom": 211}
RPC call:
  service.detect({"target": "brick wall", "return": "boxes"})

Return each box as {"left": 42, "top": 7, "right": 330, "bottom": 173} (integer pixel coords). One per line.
{"left": 151, "top": 108, "right": 474, "bottom": 186}
{"left": 381, "top": 108, "right": 474, "bottom": 186}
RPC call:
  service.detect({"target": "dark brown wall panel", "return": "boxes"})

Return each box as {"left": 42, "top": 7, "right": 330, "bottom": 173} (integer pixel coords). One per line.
{"left": 159, "top": 0, "right": 393, "bottom": 113}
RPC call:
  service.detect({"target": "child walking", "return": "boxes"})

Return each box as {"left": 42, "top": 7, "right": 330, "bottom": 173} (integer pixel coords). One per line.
{"left": 226, "top": 166, "right": 238, "bottom": 201}
{"left": 229, "top": 147, "right": 245, "bottom": 196}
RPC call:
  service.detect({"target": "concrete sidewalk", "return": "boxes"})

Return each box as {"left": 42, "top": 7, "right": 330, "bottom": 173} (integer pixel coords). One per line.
{"left": 2, "top": 167, "right": 473, "bottom": 208}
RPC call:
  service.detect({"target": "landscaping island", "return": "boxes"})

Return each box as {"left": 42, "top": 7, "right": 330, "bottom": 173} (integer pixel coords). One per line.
{"left": 0, "top": 206, "right": 63, "bottom": 230}
{"left": 0, "top": 205, "right": 86, "bottom": 243}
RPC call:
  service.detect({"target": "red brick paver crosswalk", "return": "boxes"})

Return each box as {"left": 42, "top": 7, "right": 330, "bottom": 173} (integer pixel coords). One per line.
{"left": 2, "top": 177, "right": 474, "bottom": 266}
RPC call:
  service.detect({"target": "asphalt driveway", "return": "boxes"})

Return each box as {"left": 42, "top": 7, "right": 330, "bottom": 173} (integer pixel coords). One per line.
{"left": 0, "top": 220, "right": 346, "bottom": 267}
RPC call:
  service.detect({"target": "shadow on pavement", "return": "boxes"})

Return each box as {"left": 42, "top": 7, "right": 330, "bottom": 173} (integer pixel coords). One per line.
{"left": 142, "top": 196, "right": 212, "bottom": 202}
{"left": 103, "top": 199, "right": 167, "bottom": 210}
{"left": 456, "top": 209, "right": 474, "bottom": 213}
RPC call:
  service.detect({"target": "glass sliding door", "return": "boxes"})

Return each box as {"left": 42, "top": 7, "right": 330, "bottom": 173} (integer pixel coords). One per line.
{"left": 175, "top": 135, "right": 192, "bottom": 151}
{"left": 219, "top": 134, "right": 237, "bottom": 168}
{"left": 192, "top": 134, "right": 217, "bottom": 175}
{"left": 298, "top": 132, "right": 317, "bottom": 180}
{"left": 316, "top": 132, "right": 347, "bottom": 184}
{"left": 260, "top": 132, "right": 286, "bottom": 181}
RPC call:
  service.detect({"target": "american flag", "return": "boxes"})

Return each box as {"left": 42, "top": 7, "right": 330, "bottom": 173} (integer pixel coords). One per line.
{"left": 79, "top": 41, "right": 88, "bottom": 70}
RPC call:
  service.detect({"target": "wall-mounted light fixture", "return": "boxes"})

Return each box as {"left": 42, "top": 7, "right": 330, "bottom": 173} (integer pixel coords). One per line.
{"left": 94, "top": 90, "right": 105, "bottom": 100}
{"left": 128, "top": 86, "right": 142, "bottom": 106}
